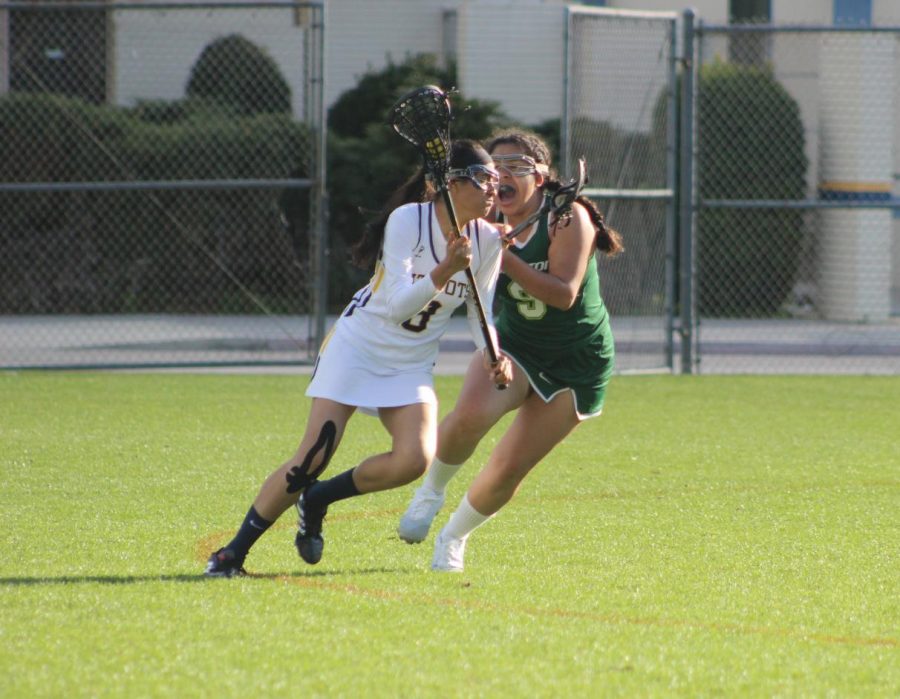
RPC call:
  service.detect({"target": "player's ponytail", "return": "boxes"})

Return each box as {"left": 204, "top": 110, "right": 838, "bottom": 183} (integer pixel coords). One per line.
{"left": 542, "top": 179, "right": 623, "bottom": 258}
{"left": 352, "top": 168, "right": 431, "bottom": 268}
{"left": 352, "top": 139, "right": 491, "bottom": 269}
{"left": 575, "top": 194, "right": 624, "bottom": 258}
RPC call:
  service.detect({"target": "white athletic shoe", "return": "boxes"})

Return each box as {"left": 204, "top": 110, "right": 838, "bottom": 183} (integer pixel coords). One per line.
{"left": 397, "top": 486, "right": 445, "bottom": 543}
{"left": 431, "top": 528, "right": 467, "bottom": 572}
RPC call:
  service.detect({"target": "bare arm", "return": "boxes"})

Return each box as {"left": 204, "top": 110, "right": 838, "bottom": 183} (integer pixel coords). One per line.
{"left": 501, "top": 203, "right": 595, "bottom": 310}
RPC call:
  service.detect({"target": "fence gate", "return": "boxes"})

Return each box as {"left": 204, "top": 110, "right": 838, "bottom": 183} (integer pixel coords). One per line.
{"left": 563, "top": 6, "right": 679, "bottom": 373}
{"left": 0, "top": 0, "right": 327, "bottom": 369}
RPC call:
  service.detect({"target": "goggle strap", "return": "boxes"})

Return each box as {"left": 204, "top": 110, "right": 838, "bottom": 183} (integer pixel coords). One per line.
{"left": 447, "top": 165, "right": 500, "bottom": 186}
{"left": 492, "top": 154, "right": 549, "bottom": 176}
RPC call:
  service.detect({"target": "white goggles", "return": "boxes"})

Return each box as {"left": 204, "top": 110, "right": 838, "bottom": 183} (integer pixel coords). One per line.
{"left": 491, "top": 153, "right": 549, "bottom": 177}
{"left": 448, "top": 164, "right": 500, "bottom": 191}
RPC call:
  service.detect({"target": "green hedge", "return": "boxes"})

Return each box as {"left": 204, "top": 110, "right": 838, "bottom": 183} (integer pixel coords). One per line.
{"left": 0, "top": 93, "right": 310, "bottom": 313}
{"left": 186, "top": 34, "right": 292, "bottom": 117}
{"left": 654, "top": 61, "right": 808, "bottom": 317}
{"left": 696, "top": 62, "right": 808, "bottom": 316}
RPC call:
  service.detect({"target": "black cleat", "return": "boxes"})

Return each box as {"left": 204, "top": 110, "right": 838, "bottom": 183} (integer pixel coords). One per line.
{"left": 295, "top": 491, "right": 327, "bottom": 565}
{"left": 204, "top": 548, "right": 247, "bottom": 578}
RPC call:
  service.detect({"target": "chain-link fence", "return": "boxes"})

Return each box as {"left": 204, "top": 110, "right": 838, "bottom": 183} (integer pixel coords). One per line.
{"left": 0, "top": 0, "right": 326, "bottom": 369}
{"left": 3, "top": 3, "right": 899, "bottom": 375}
{"left": 689, "top": 19, "right": 900, "bottom": 374}
{"left": 564, "top": 6, "right": 678, "bottom": 374}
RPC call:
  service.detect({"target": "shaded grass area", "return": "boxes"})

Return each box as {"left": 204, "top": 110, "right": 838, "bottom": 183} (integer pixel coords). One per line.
{"left": 1, "top": 373, "right": 897, "bottom": 697}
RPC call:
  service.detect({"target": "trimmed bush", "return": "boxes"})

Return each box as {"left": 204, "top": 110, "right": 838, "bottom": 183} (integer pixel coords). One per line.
{"left": 0, "top": 93, "right": 310, "bottom": 313}
{"left": 696, "top": 62, "right": 808, "bottom": 316}
{"left": 653, "top": 61, "right": 808, "bottom": 317}
{"left": 186, "top": 34, "right": 292, "bottom": 116}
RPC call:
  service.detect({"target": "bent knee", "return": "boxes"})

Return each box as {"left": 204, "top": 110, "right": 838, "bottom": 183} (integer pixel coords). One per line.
{"left": 392, "top": 447, "right": 432, "bottom": 483}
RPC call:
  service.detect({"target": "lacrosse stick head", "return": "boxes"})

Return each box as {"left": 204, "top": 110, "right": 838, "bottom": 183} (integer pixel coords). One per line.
{"left": 388, "top": 85, "right": 453, "bottom": 184}
{"left": 550, "top": 157, "right": 588, "bottom": 223}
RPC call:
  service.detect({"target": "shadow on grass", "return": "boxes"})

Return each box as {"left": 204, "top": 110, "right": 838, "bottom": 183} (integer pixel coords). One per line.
{"left": 0, "top": 567, "right": 410, "bottom": 587}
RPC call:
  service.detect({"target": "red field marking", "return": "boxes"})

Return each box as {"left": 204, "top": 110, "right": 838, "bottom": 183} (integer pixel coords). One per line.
{"left": 270, "top": 575, "right": 897, "bottom": 649}
{"left": 195, "top": 504, "right": 897, "bottom": 651}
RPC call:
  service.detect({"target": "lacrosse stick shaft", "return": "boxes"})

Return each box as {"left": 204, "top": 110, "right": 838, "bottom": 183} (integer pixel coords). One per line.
{"left": 439, "top": 187, "right": 501, "bottom": 367}
{"left": 504, "top": 203, "right": 549, "bottom": 240}
{"left": 503, "top": 158, "right": 588, "bottom": 241}
{"left": 387, "top": 84, "right": 503, "bottom": 382}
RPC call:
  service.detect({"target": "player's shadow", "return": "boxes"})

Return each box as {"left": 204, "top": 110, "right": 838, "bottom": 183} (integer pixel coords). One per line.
{"left": 0, "top": 567, "right": 412, "bottom": 587}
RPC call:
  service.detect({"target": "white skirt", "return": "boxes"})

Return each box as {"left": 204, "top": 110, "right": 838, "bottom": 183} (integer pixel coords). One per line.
{"left": 305, "top": 324, "right": 437, "bottom": 415}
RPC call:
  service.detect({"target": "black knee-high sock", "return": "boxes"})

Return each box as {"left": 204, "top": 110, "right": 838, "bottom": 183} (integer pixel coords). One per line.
{"left": 224, "top": 505, "right": 272, "bottom": 560}
{"left": 304, "top": 468, "right": 361, "bottom": 510}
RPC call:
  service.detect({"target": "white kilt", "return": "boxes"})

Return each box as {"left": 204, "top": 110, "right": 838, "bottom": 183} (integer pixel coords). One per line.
{"left": 305, "top": 323, "right": 437, "bottom": 415}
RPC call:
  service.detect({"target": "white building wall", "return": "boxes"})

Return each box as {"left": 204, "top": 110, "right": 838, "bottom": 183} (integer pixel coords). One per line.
{"left": 111, "top": 6, "right": 307, "bottom": 116}
{"left": 874, "top": 1, "right": 900, "bottom": 311}
{"left": 323, "top": 0, "right": 454, "bottom": 108}
{"left": 457, "top": 0, "right": 566, "bottom": 125}
{"left": 610, "top": 0, "right": 727, "bottom": 23}
{"left": 774, "top": 0, "right": 831, "bottom": 23}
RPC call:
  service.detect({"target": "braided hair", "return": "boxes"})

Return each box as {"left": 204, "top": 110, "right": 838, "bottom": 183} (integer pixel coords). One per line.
{"left": 486, "top": 128, "right": 623, "bottom": 257}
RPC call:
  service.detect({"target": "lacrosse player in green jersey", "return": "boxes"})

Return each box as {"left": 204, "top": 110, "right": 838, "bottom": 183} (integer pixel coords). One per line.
{"left": 398, "top": 128, "right": 624, "bottom": 571}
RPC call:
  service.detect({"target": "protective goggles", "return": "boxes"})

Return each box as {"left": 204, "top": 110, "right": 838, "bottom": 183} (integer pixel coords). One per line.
{"left": 448, "top": 164, "right": 500, "bottom": 191}
{"left": 491, "top": 153, "right": 549, "bottom": 177}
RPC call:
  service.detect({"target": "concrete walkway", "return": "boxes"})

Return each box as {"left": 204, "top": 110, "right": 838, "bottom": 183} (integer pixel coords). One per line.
{"left": 2, "top": 314, "right": 899, "bottom": 374}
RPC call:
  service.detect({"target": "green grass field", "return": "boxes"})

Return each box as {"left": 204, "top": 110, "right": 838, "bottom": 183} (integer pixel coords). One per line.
{"left": 1, "top": 372, "right": 897, "bottom": 697}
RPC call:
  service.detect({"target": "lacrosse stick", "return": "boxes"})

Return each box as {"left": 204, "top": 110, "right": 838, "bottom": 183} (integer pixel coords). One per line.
{"left": 389, "top": 85, "right": 505, "bottom": 383}
{"left": 504, "top": 157, "right": 588, "bottom": 240}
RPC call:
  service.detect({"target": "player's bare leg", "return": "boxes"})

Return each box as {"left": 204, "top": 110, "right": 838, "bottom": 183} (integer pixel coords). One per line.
{"left": 470, "top": 390, "right": 578, "bottom": 512}
{"left": 296, "top": 401, "right": 439, "bottom": 564}
{"left": 398, "top": 353, "right": 528, "bottom": 543}
{"left": 439, "top": 352, "right": 529, "bottom": 464}
{"left": 253, "top": 398, "right": 355, "bottom": 521}
{"left": 432, "top": 390, "right": 579, "bottom": 571}
{"left": 205, "top": 398, "right": 353, "bottom": 576}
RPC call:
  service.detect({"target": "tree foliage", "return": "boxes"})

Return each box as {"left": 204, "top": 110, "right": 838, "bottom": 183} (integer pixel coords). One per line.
{"left": 321, "top": 55, "right": 514, "bottom": 303}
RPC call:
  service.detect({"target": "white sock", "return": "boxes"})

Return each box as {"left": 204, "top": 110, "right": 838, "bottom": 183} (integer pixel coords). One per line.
{"left": 442, "top": 494, "right": 492, "bottom": 540}
{"left": 422, "top": 458, "right": 463, "bottom": 494}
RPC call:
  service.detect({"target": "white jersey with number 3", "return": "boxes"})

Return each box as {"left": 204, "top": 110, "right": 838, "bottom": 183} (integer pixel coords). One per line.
{"left": 306, "top": 201, "right": 502, "bottom": 410}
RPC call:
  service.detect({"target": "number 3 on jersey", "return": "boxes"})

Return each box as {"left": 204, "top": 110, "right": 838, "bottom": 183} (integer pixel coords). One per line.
{"left": 508, "top": 281, "right": 546, "bottom": 320}
{"left": 402, "top": 300, "right": 442, "bottom": 333}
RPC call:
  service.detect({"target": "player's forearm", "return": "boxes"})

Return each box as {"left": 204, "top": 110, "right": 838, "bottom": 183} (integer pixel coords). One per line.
{"left": 429, "top": 257, "right": 458, "bottom": 292}
{"left": 384, "top": 275, "right": 440, "bottom": 323}
{"left": 502, "top": 252, "right": 579, "bottom": 310}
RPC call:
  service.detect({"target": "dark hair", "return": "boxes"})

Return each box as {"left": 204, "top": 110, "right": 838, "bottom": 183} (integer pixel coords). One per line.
{"left": 486, "top": 128, "right": 552, "bottom": 169}
{"left": 352, "top": 139, "right": 491, "bottom": 268}
{"left": 487, "top": 128, "right": 623, "bottom": 257}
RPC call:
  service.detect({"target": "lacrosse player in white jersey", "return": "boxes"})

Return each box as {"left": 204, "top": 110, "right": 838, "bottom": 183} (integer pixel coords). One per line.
{"left": 206, "top": 140, "right": 512, "bottom": 576}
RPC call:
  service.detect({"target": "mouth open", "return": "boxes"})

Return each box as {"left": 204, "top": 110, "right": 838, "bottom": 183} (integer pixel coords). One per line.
{"left": 498, "top": 184, "right": 516, "bottom": 203}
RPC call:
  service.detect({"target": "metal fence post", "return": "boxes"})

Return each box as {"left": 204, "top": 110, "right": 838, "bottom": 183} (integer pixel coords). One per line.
{"left": 678, "top": 8, "right": 696, "bottom": 374}
{"left": 664, "top": 15, "right": 678, "bottom": 371}
{"left": 311, "top": 1, "right": 328, "bottom": 357}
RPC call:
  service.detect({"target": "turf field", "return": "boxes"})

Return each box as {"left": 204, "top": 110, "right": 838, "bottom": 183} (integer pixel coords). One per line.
{"left": 0, "top": 372, "right": 897, "bottom": 697}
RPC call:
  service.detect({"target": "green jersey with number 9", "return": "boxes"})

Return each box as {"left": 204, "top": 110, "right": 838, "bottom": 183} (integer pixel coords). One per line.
{"left": 495, "top": 198, "right": 615, "bottom": 418}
